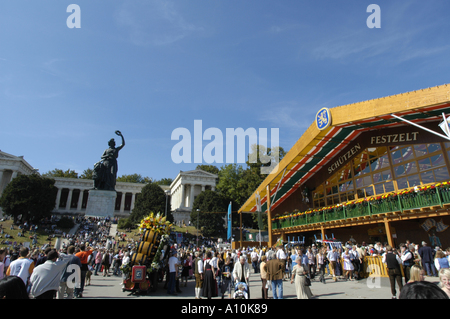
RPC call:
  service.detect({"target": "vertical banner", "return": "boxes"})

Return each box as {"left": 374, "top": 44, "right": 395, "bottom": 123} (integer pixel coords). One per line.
{"left": 227, "top": 201, "right": 232, "bottom": 242}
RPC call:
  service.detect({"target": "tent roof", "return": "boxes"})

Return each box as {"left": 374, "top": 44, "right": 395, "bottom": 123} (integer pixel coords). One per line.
{"left": 238, "top": 84, "right": 450, "bottom": 215}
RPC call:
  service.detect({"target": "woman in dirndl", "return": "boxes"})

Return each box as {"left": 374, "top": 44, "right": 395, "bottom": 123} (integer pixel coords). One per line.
{"left": 181, "top": 253, "right": 191, "bottom": 287}
{"left": 341, "top": 248, "right": 354, "bottom": 281}
{"left": 202, "top": 251, "right": 218, "bottom": 299}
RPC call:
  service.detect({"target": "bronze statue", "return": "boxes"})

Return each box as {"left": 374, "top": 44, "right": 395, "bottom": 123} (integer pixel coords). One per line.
{"left": 93, "top": 130, "right": 125, "bottom": 191}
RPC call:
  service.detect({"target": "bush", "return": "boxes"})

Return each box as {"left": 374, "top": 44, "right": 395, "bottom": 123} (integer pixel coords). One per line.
{"left": 118, "top": 218, "right": 134, "bottom": 229}
{"left": 56, "top": 217, "right": 75, "bottom": 229}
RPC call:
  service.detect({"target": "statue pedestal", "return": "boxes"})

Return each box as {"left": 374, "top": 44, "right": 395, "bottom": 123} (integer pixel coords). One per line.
{"left": 85, "top": 190, "right": 117, "bottom": 218}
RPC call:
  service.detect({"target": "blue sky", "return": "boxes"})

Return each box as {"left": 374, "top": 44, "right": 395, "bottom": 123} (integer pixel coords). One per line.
{"left": 1, "top": 0, "right": 450, "bottom": 182}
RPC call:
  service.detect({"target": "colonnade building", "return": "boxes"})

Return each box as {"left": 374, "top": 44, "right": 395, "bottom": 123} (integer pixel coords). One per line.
{"left": 0, "top": 150, "right": 216, "bottom": 224}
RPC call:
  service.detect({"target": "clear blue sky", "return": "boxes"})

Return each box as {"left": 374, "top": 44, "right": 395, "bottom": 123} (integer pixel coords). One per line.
{"left": 1, "top": 0, "right": 450, "bottom": 181}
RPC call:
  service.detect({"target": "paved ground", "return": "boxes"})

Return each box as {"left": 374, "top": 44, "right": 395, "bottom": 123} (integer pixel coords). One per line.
{"left": 67, "top": 223, "right": 441, "bottom": 301}
{"left": 78, "top": 268, "right": 440, "bottom": 300}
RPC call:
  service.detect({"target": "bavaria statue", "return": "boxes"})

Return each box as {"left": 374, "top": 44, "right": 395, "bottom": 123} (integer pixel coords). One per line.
{"left": 93, "top": 130, "right": 125, "bottom": 191}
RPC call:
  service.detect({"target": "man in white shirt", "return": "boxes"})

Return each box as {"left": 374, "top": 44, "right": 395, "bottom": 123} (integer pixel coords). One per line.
{"left": 327, "top": 247, "right": 339, "bottom": 281}
{"left": 276, "top": 247, "right": 287, "bottom": 277}
{"left": 167, "top": 250, "right": 179, "bottom": 295}
{"left": 400, "top": 244, "right": 414, "bottom": 283}
{"left": 350, "top": 246, "right": 361, "bottom": 280}
{"left": 6, "top": 247, "right": 34, "bottom": 287}
{"left": 232, "top": 255, "right": 250, "bottom": 298}
{"left": 382, "top": 245, "right": 403, "bottom": 299}
{"left": 250, "top": 249, "right": 259, "bottom": 274}
{"left": 194, "top": 251, "right": 204, "bottom": 299}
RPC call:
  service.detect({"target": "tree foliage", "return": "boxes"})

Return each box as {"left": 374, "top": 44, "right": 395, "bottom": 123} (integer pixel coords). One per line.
{"left": 196, "top": 164, "right": 219, "bottom": 176}
{"left": 153, "top": 178, "right": 173, "bottom": 186}
{"left": 117, "top": 173, "right": 152, "bottom": 184}
{"left": 0, "top": 174, "right": 57, "bottom": 223}
{"left": 79, "top": 168, "right": 94, "bottom": 179}
{"left": 43, "top": 168, "right": 78, "bottom": 179}
{"left": 213, "top": 145, "right": 286, "bottom": 229}
{"left": 191, "top": 190, "right": 228, "bottom": 237}
{"left": 129, "top": 182, "right": 172, "bottom": 224}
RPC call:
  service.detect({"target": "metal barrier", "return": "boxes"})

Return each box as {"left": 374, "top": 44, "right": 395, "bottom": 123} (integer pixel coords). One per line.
{"left": 323, "top": 256, "right": 405, "bottom": 278}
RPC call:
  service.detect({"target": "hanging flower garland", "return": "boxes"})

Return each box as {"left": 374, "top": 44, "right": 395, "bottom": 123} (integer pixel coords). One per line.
{"left": 271, "top": 180, "right": 450, "bottom": 223}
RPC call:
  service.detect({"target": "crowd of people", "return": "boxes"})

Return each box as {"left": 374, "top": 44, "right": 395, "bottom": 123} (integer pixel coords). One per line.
{"left": 0, "top": 216, "right": 142, "bottom": 299}
{"left": 161, "top": 238, "right": 450, "bottom": 300}
{"left": 1, "top": 213, "right": 450, "bottom": 300}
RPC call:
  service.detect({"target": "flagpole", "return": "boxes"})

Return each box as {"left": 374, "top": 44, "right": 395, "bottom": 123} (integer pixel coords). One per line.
{"left": 227, "top": 201, "right": 232, "bottom": 245}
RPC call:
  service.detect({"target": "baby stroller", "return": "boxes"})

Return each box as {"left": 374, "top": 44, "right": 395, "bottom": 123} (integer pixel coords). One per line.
{"left": 233, "top": 282, "right": 248, "bottom": 299}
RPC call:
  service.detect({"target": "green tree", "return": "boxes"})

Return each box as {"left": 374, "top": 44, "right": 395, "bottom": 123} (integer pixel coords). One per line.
{"left": 216, "top": 164, "right": 245, "bottom": 203}
{"left": 196, "top": 164, "right": 219, "bottom": 175}
{"left": 117, "top": 173, "right": 152, "bottom": 184}
{"left": 251, "top": 211, "right": 268, "bottom": 231}
{"left": 118, "top": 217, "right": 134, "bottom": 230}
{"left": 191, "top": 190, "right": 228, "bottom": 237}
{"left": 213, "top": 145, "right": 286, "bottom": 229}
{"left": 43, "top": 168, "right": 78, "bottom": 178}
{"left": 79, "top": 168, "right": 94, "bottom": 179}
{"left": 247, "top": 144, "right": 286, "bottom": 176}
{"left": 0, "top": 174, "right": 57, "bottom": 223}
{"left": 129, "top": 182, "right": 172, "bottom": 224}
{"left": 154, "top": 178, "right": 173, "bottom": 186}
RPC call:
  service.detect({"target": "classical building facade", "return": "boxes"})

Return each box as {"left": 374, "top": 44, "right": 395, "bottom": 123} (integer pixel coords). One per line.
{"left": 0, "top": 151, "right": 37, "bottom": 216}
{"left": 0, "top": 150, "right": 215, "bottom": 222}
{"left": 50, "top": 177, "right": 163, "bottom": 218}
{"left": 169, "top": 169, "right": 218, "bottom": 226}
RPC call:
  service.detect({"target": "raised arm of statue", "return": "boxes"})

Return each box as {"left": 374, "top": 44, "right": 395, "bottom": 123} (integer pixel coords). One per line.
{"left": 115, "top": 130, "right": 125, "bottom": 151}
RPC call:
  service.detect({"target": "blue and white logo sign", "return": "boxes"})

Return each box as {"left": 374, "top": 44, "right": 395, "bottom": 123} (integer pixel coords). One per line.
{"left": 316, "top": 108, "right": 331, "bottom": 130}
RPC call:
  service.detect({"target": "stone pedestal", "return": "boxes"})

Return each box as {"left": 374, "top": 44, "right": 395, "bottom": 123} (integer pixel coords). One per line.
{"left": 54, "top": 234, "right": 62, "bottom": 251}
{"left": 85, "top": 189, "right": 117, "bottom": 218}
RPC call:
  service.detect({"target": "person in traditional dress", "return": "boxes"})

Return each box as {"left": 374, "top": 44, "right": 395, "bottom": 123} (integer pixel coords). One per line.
{"left": 290, "top": 257, "right": 313, "bottom": 299}
{"left": 202, "top": 251, "right": 217, "bottom": 299}
{"left": 342, "top": 247, "right": 354, "bottom": 281}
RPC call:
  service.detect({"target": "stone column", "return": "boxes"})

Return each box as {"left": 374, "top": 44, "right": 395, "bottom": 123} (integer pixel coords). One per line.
{"left": 77, "top": 189, "right": 84, "bottom": 211}
{"left": 130, "top": 193, "right": 136, "bottom": 212}
{"left": 10, "top": 170, "right": 18, "bottom": 182}
{"left": 189, "top": 184, "right": 195, "bottom": 208}
{"left": 181, "top": 183, "right": 186, "bottom": 207}
{"left": 201, "top": 185, "right": 205, "bottom": 192}
{"left": 55, "top": 188, "right": 62, "bottom": 210}
{"left": 0, "top": 169, "right": 4, "bottom": 195}
{"left": 66, "top": 189, "right": 73, "bottom": 211}
{"left": 120, "top": 192, "right": 126, "bottom": 213}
